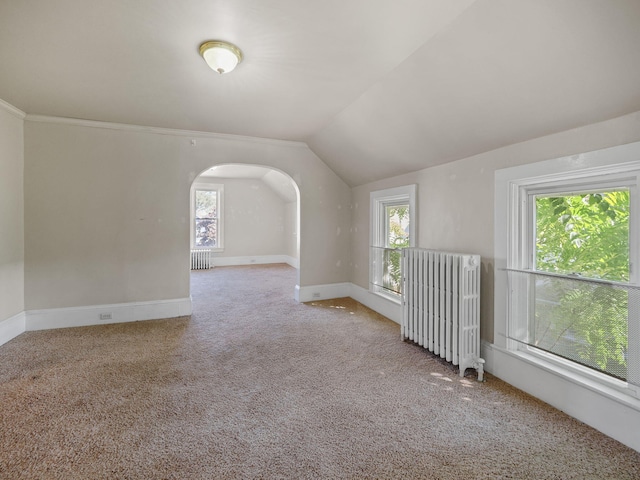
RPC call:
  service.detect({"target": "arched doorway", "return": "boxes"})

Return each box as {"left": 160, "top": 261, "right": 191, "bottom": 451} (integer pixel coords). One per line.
{"left": 188, "top": 163, "right": 300, "bottom": 298}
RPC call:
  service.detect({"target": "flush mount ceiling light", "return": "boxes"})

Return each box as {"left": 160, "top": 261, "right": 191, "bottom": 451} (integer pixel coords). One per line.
{"left": 199, "top": 40, "right": 243, "bottom": 74}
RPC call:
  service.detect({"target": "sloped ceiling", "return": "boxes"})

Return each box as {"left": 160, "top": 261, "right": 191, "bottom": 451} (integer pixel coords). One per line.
{"left": 1, "top": 0, "right": 639, "bottom": 186}
{"left": 200, "top": 165, "right": 297, "bottom": 203}
{"left": 307, "top": 0, "right": 640, "bottom": 185}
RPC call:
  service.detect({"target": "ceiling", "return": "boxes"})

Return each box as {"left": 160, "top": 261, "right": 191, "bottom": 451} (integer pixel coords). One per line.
{"left": 1, "top": 0, "right": 639, "bottom": 186}
{"left": 200, "top": 165, "right": 297, "bottom": 203}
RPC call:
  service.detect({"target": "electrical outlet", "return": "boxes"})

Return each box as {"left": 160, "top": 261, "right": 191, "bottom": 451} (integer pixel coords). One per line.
{"left": 100, "top": 313, "right": 112, "bottom": 320}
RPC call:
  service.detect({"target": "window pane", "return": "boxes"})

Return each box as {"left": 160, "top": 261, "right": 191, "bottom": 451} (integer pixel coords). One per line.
{"left": 527, "top": 189, "right": 631, "bottom": 381}
{"left": 195, "top": 190, "right": 217, "bottom": 247}
{"left": 385, "top": 204, "right": 410, "bottom": 248}
{"left": 534, "top": 273, "right": 628, "bottom": 380}
{"left": 371, "top": 246, "right": 403, "bottom": 295}
{"left": 376, "top": 204, "right": 409, "bottom": 296}
{"left": 370, "top": 186, "right": 415, "bottom": 301}
{"left": 535, "top": 190, "right": 629, "bottom": 281}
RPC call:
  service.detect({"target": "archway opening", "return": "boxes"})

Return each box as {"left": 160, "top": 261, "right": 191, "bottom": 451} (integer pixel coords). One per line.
{"left": 188, "top": 163, "right": 300, "bottom": 300}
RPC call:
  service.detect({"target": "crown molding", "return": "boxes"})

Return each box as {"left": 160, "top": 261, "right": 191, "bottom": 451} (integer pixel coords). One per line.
{"left": 24, "top": 114, "right": 309, "bottom": 149}
{"left": 0, "top": 99, "right": 26, "bottom": 119}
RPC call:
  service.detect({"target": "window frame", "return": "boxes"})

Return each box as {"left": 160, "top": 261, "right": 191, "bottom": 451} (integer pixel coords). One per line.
{"left": 369, "top": 185, "right": 417, "bottom": 303}
{"left": 498, "top": 155, "right": 640, "bottom": 400}
{"left": 191, "top": 182, "right": 224, "bottom": 252}
{"left": 525, "top": 176, "right": 637, "bottom": 278}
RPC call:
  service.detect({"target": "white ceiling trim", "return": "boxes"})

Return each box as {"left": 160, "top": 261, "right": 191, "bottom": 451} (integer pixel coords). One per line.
{"left": 0, "top": 98, "right": 26, "bottom": 119}
{"left": 25, "top": 114, "right": 309, "bottom": 148}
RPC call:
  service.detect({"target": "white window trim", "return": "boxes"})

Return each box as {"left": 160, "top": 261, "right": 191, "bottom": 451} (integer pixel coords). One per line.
{"left": 495, "top": 141, "right": 640, "bottom": 407}
{"left": 369, "top": 184, "right": 417, "bottom": 303}
{"left": 191, "top": 182, "right": 224, "bottom": 252}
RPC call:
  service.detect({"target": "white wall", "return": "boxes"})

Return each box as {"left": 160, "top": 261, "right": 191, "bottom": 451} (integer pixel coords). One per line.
{"left": 196, "top": 176, "right": 291, "bottom": 259}
{"left": 0, "top": 101, "right": 25, "bottom": 327}
{"left": 350, "top": 110, "right": 640, "bottom": 452}
{"left": 351, "top": 110, "right": 640, "bottom": 344}
{"left": 284, "top": 201, "right": 298, "bottom": 260}
{"left": 23, "top": 117, "right": 350, "bottom": 311}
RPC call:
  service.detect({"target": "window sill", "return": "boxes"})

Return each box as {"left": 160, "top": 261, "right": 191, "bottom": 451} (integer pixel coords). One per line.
{"left": 369, "top": 287, "right": 402, "bottom": 305}
{"left": 501, "top": 346, "right": 640, "bottom": 412}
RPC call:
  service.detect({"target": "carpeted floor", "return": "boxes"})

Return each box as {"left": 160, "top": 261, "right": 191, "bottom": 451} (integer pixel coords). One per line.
{"left": 1, "top": 264, "right": 639, "bottom": 479}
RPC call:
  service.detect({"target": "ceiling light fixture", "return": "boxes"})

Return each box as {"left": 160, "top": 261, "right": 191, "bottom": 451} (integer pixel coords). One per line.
{"left": 199, "top": 40, "right": 243, "bottom": 75}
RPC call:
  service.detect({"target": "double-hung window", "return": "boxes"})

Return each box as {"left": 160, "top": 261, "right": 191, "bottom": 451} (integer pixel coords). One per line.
{"left": 191, "top": 183, "right": 224, "bottom": 251}
{"left": 504, "top": 162, "right": 640, "bottom": 396}
{"left": 370, "top": 185, "right": 416, "bottom": 302}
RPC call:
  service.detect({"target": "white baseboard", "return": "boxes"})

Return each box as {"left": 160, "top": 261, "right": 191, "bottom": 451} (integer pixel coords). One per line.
{"left": 285, "top": 256, "right": 299, "bottom": 269}
{"left": 483, "top": 342, "right": 640, "bottom": 453}
{"left": 348, "top": 283, "right": 402, "bottom": 324}
{"left": 293, "top": 282, "right": 402, "bottom": 324}
{"left": 295, "top": 282, "right": 351, "bottom": 302}
{"left": 0, "top": 311, "right": 26, "bottom": 347}
{"left": 25, "top": 297, "right": 192, "bottom": 331}
{"left": 480, "top": 340, "right": 495, "bottom": 373}
{"left": 212, "top": 255, "right": 298, "bottom": 268}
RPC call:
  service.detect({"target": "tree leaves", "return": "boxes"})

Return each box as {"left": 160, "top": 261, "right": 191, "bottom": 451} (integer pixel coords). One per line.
{"left": 534, "top": 190, "right": 629, "bottom": 378}
{"left": 536, "top": 191, "right": 629, "bottom": 281}
{"left": 383, "top": 205, "right": 410, "bottom": 293}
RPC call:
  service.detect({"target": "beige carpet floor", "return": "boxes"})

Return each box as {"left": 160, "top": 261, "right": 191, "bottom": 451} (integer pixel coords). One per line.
{"left": 1, "top": 264, "right": 639, "bottom": 479}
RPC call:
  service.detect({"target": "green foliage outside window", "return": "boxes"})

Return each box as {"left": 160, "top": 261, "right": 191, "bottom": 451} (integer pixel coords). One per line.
{"left": 536, "top": 191, "right": 629, "bottom": 281}
{"left": 195, "top": 190, "right": 218, "bottom": 247}
{"left": 383, "top": 205, "right": 409, "bottom": 294}
{"left": 534, "top": 191, "right": 630, "bottom": 379}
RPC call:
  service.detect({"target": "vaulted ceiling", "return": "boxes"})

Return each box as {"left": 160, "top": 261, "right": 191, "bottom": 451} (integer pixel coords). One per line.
{"left": 1, "top": 0, "right": 639, "bottom": 186}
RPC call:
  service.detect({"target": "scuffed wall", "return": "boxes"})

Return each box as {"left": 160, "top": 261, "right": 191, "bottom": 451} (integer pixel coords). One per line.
{"left": 24, "top": 119, "right": 349, "bottom": 309}
{"left": 351, "top": 110, "right": 640, "bottom": 343}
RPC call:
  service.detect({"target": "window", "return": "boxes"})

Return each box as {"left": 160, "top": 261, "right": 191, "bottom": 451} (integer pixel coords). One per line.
{"left": 370, "top": 185, "right": 416, "bottom": 301}
{"left": 191, "top": 183, "right": 224, "bottom": 251}
{"left": 503, "top": 163, "right": 640, "bottom": 395}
